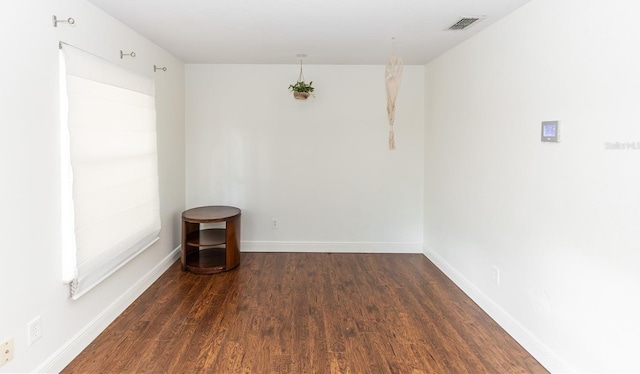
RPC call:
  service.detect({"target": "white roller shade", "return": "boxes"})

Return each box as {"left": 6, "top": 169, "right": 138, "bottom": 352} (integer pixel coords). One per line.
{"left": 60, "top": 43, "right": 161, "bottom": 299}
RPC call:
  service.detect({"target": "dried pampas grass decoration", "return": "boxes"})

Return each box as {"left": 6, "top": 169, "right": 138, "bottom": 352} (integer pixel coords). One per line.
{"left": 385, "top": 46, "right": 403, "bottom": 150}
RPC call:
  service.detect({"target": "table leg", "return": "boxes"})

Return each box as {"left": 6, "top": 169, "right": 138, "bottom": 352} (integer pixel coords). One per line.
{"left": 225, "top": 214, "right": 241, "bottom": 270}
{"left": 181, "top": 221, "right": 200, "bottom": 271}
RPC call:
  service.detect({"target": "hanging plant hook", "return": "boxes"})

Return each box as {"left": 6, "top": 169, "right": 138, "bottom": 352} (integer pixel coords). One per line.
{"left": 296, "top": 53, "right": 307, "bottom": 83}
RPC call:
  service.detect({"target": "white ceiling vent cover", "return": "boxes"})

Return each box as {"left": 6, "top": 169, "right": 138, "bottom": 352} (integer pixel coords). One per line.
{"left": 448, "top": 17, "right": 484, "bottom": 30}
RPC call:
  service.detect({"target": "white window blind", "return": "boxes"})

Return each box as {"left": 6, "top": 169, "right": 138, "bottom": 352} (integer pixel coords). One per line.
{"left": 59, "top": 43, "right": 161, "bottom": 300}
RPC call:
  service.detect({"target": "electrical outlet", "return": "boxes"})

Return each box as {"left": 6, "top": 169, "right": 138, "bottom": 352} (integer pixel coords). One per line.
{"left": 0, "top": 337, "right": 14, "bottom": 368}
{"left": 28, "top": 316, "right": 42, "bottom": 345}
{"left": 491, "top": 266, "right": 501, "bottom": 286}
{"left": 271, "top": 218, "right": 279, "bottom": 229}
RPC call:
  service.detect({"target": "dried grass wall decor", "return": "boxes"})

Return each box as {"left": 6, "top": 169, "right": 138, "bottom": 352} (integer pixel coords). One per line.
{"left": 385, "top": 46, "right": 403, "bottom": 150}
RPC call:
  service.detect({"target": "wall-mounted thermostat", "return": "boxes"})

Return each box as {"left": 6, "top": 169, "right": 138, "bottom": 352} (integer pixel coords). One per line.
{"left": 541, "top": 121, "right": 559, "bottom": 142}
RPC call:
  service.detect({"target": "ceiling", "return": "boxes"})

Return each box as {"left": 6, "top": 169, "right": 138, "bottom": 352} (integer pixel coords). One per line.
{"left": 87, "top": 0, "right": 531, "bottom": 65}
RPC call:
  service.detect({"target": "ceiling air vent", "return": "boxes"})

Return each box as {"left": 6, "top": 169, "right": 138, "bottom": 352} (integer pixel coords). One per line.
{"left": 448, "top": 17, "right": 482, "bottom": 30}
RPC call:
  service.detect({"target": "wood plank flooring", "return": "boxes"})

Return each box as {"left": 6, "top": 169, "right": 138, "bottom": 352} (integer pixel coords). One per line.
{"left": 63, "top": 253, "right": 547, "bottom": 373}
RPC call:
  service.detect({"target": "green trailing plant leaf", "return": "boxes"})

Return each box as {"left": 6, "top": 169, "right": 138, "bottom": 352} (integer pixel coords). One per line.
{"left": 288, "top": 80, "right": 314, "bottom": 93}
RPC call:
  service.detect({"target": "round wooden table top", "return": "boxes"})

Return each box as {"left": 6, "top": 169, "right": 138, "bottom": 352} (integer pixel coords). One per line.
{"left": 182, "top": 206, "right": 241, "bottom": 223}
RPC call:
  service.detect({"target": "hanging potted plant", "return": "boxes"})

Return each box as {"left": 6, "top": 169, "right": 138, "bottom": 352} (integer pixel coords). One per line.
{"left": 289, "top": 54, "right": 314, "bottom": 100}
{"left": 288, "top": 81, "right": 314, "bottom": 100}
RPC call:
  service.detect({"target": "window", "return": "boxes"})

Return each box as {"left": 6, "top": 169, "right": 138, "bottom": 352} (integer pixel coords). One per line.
{"left": 59, "top": 43, "right": 161, "bottom": 300}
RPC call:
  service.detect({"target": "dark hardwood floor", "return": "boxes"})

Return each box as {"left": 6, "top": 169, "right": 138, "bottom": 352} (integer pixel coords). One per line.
{"left": 63, "top": 253, "right": 547, "bottom": 373}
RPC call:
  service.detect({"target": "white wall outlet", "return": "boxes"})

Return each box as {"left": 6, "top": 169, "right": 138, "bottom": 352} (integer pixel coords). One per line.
{"left": 491, "top": 266, "right": 501, "bottom": 286}
{"left": 0, "top": 337, "right": 14, "bottom": 367}
{"left": 28, "top": 316, "right": 43, "bottom": 345}
{"left": 271, "top": 218, "right": 279, "bottom": 229}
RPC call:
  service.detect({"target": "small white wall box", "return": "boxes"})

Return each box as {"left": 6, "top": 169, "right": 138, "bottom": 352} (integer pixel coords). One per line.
{"left": 541, "top": 121, "right": 559, "bottom": 142}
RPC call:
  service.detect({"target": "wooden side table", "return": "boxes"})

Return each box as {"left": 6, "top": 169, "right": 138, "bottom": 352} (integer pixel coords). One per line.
{"left": 181, "top": 206, "right": 241, "bottom": 274}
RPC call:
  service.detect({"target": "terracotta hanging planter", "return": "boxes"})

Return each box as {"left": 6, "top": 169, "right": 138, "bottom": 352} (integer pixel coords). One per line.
{"left": 293, "top": 91, "right": 310, "bottom": 100}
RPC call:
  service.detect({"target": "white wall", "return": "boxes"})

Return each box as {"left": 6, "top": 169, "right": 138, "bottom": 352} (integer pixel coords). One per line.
{"left": 0, "top": 1, "right": 185, "bottom": 372}
{"left": 186, "top": 64, "right": 424, "bottom": 252}
{"left": 424, "top": 0, "right": 640, "bottom": 372}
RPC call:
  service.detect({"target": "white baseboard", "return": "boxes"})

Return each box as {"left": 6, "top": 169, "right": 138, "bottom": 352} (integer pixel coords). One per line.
{"left": 241, "top": 241, "right": 423, "bottom": 253}
{"left": 423, "top": 248, "right": 572, "bottom": 374}
{"left": 36, "top": 246, "right": 181, "bottom": 373}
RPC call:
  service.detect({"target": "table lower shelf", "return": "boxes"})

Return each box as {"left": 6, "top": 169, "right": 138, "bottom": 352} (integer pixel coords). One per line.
{"left": 184, "top": 247, "right": 236, "bottom": 274}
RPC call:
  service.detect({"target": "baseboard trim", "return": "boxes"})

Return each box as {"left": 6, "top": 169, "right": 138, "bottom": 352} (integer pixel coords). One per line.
{"left": 242, "top": 241, "right": 423, "bottom": 253}
{"left": 423, "top": 248, "right": 572, "bottom": 373}
{"left": 37, "top": 246, "right": 181, "bottom": 373}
